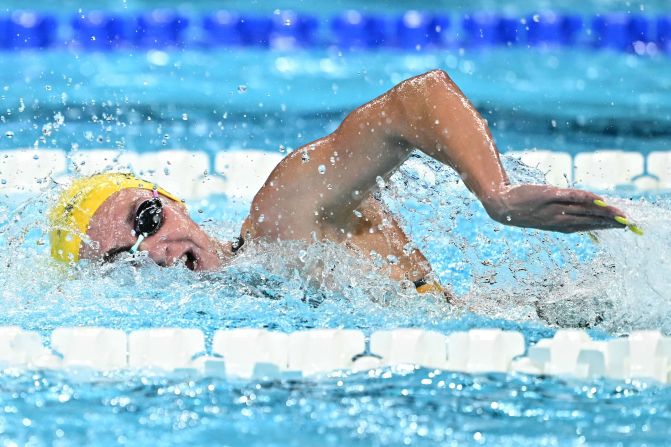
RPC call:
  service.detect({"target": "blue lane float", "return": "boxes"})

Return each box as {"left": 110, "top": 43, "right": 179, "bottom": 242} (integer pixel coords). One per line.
{"left": 270, "top": 10, "right": 318, "bottom": 48}
{"left": 0, "top": 11, "right": 57, "bottom": 49}
{"left": 330, "top": 10, "right": 388, "bottom": 49}
{"left": 71, "top": 12, "right": 130, "bottom": 50}
{"left": 134, "top": 10, "right": 189, "bottom": 47}
{"left": 527, "top": 13, "right": 584, "bottom": 46}
{"left": 657, "top": 16, "right": 671, "bottom": 52}
{"left": 0, "top": 9, "right": 669, "bottom": 54}
{"left": 202, "top": 11, "right": 241, "bottom": 46}
{"left": 592, "top": 13, "right": 652, "bottom": 51}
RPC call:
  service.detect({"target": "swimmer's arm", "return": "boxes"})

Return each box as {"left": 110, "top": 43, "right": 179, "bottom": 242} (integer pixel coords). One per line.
{"left": 250, "top": 69, "right": 626, "bottom": 237}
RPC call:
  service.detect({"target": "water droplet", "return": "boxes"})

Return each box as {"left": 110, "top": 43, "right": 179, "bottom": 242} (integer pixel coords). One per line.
{"left": 0, "top": 179, "right": 6, "bottom": 185}
{"left": 4, "top": 131, "right": 13, "bottom": 139}
{"left": 17, "top": 98, "right": 25, "bottom": 113}
{"left": 375, "top": 176, "right": 386, "bottom": 189}
{"left": 45, "top": 85, "right": 52, "bottom": 91}
{"left": 318, "top": 164, "right": 326, "bottom": 174}
{"left": 54, "top": 112, "right": 64, "bottom": 126}
{"left": 279, "top": 144, "right": 286, "bottom": 154}
{"left": 386, "top": 255, "right": 399, "bottom": 265}
{"left": 298, "top": 250, "right": 307, "bottom": 263}
{"left": 301, "top": 151, "right": 310, "bottom": 163}
{"left": 237, "top": 85, "right": 248, "bottom": 94}
{"left": 353, "top": 210, "right": 362, "bottom": 218}
{"left": 257, "top": 214, "right": 265, "bottom": 223}
{"left": 506, "top": 215, "right": 512, "bottom": 222}
{"left": 181, "top": 113, "right": 188, "bottom": 121}
{"left": 163, "top": 167, "right": 170, "bottom": 175}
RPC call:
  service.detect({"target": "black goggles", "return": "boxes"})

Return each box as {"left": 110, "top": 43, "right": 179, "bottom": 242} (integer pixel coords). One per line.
{"left": 130, "top": 190, "right": 163, "bottom": 253}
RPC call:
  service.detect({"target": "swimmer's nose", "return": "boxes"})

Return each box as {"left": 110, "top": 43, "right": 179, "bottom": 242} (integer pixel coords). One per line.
{"left": 136, "top": 236, "right": 172, "bottom": 267}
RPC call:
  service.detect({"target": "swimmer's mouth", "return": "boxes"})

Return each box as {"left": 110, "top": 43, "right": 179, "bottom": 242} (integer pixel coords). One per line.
{"left": 179, "top": 250, "right": 198, "bottom": 271}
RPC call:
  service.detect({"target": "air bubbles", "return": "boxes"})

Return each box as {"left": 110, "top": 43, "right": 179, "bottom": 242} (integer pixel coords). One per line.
{"left": 44, "top": 85, "right": 52, "bottom": 92}
{"left": 5, "top": 131, "right": 14, "bottom": 139}
{"left": 279, "top": 144, "right": 286, "bottom": 154}
{"left": 257, "top": 214, "right": 265, "bottom": 223}
{"left": 318, "top": 164, "right": 326, "bottom": 174}
{"left": 376, "top": 176, "right": 386, "bottom": 189}
{"left": 403, "top": 242, "right": 415, "bottom": 256}
{"left": 237, "top": 85, "right": 248, "bottom": 94}
{"left": 54, "top": 112, "right": 65, "bottom": 126}
{"left": 301, "top": 151, "right": 310, "bottom": 163}
{"left": 353, "top": 210, "right": 362, "bottom": 218}
{"left": 181, "top": 113, "right": 189, "bottom": 121}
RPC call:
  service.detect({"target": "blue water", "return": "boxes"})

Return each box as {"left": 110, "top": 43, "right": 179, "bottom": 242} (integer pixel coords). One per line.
{"left": 1, "top": 48, "right": 671, "bottom": 155}
{"left": 2, "top": 30, "right": 671, "bottom": 447}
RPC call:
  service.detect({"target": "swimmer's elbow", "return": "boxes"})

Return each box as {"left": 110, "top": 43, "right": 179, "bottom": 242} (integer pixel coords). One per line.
{"left": 411, "top": 69, "right": 455, "bottom": 98}
{"left": 395, "top": 69, "right": 456, "bottom": 122}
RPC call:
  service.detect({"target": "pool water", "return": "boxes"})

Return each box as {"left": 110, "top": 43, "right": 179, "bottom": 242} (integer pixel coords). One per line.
{"left": 1, "top": 41, "right": 671, "bottom": 446}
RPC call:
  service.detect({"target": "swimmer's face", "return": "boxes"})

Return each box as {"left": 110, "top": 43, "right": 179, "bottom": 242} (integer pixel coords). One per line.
{"left": 80, "top": 188, "right": 226, "bottom": 271}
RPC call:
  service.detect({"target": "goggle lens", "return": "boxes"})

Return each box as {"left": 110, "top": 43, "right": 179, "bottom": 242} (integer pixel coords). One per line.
{"left": 134, "top": 198, "right": 163, "bottom": 237}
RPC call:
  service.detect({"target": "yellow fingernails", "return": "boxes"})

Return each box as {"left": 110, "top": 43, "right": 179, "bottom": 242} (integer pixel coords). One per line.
{"left": 614, "top": 215, "right": 644, "bottom": 236}
{"left": 629, "top": 224, "right": 644, "bottom": 236}
{"left": 614, "top": 216, "right": 629, "bottom": 226}
{"left": 594, "top": 199, "right": 608, "bottom": 207}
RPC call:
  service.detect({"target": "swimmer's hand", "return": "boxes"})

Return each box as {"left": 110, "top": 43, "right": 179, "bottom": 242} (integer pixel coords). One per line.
{"left": 485, "top": 185, "right": 627, "bottom": 233}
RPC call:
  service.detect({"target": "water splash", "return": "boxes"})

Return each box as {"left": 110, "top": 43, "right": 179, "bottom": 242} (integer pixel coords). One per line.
{"left": 0, "top": 153, "right": 670, "bottom": 336}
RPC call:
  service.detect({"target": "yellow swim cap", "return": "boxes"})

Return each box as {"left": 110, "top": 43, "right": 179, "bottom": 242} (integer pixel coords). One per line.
{"left": 48, "top": 172, "right": 183, "bottom": 263}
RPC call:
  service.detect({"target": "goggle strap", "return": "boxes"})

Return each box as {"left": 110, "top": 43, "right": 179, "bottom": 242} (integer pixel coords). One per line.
{"left": 129, "top": 233, "right": 145, "bottom": 254}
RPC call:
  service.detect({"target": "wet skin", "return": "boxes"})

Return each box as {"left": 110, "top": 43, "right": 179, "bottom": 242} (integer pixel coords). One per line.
{"left": 82, "top": 69, "right": 627, "bottom": 280}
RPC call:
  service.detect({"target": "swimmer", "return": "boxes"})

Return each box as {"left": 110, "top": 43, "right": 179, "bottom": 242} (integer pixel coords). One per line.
{"left": 49, "top": 70, "right": 629, "bottom": 296}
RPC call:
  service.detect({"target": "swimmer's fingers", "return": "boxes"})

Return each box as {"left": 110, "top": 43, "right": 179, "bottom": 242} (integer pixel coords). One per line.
{"left": 549, "top": 202, "right": 626, "bottom": 223}
{"left": 550, "top": 189, "right": 627, "bottom": 221}
{"left": 553, "top": 214, "right": 626, "bottom": 233}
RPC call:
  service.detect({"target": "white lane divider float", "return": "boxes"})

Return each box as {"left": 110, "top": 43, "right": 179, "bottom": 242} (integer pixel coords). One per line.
{"left": 1, "top": 327, "right": 671, "bottom": 384}
{"left": 3, "top": 148, "right": 671, "bottom": 199}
